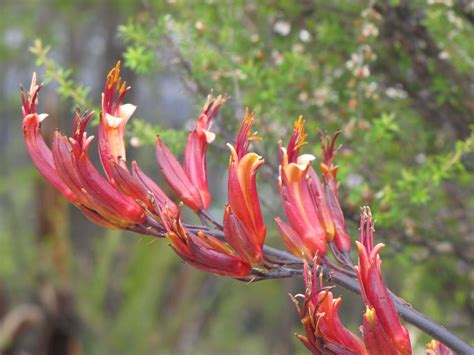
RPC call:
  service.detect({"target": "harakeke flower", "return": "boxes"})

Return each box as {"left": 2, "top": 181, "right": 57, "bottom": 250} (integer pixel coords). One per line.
{"left": 356, "top": 207, "right": 411, "bottom": 355}
{"left": 160, "top": 207, "right": 251, "bottom": 277}
{"left": 291, "top": 261, "right": 367, "bottom": 354}
{"left": 22, "top": 72, "right": 154, "bottom": 230}
{"left": 98, "top": 62, "right": 177, "bottom": 217}
{"left": 99, "top": 61, "right": 136, "bottom": 178}
{"left": 156, "top": 94, "right": 226, "bottom": 212}
{"left": 224, "top": 109, "right": 266, "bottom": 265}
{"left": 319, "top": 131, "right": 352, "bottom": 254}
{"left": 276, "top": 117, "right": 327, "bottom": 260}
{"left": 21, "top": 73, "right": 77, "bottom": 203}
{"left": 426, "top": 340, "right": 453, "bottom": 355}
{"left": 52, "top": 109, "right": 147, "bottom": 229}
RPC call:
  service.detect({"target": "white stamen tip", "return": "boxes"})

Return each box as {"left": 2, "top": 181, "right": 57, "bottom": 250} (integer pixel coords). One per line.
{"left": 38, "top": 113, "right": 49, "bottom": 122}
{"left": 106, "top": 113, "right": 123, "bottom": 128}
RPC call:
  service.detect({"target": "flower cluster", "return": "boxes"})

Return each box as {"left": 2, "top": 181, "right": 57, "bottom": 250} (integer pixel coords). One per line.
{"left": 292, "top": 208, "right": 454, "bottom": 355}
{"left": 356, "top": 208, "right": 411, "bottom": 354}
{"left": 21, "top": 62, "right": 265, "bottom": 278}
{"left": 156, "top": 92, "right": 226, "bottom": 212}
{"left": 21, "top": 63, "right": 354, "bottom": 273}
{"left": 426, "top": 340, "right": 454, "bottom": 355}
{"left": 21, "top": 63, "right": 460, "bottom": 353}
{"left": 291, "top": 261, "right": 366, "bottom": 354}
{"left": 224, "top": 109, "right": 266, "bottom": 266}
{"left": 275, "top": 118, "right": 351, "bottom": 262}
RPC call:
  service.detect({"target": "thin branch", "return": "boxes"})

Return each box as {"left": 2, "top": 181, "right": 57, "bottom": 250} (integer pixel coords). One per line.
{"left": 180, "top": 223, "right": 473, "bottom": 353}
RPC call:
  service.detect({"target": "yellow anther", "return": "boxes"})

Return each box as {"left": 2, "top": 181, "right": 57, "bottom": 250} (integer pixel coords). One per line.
{"left": 294, "top": 115, "right": 308, "bottom": 149}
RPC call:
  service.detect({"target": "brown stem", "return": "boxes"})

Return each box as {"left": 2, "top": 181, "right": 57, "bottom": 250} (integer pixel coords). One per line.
{"left": 181, "top": 223, "right": 473, "bottom": 353}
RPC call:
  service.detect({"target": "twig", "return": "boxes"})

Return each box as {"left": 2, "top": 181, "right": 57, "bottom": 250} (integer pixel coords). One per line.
{"left": 179, "top": 223, "right": 473, "bottom": 353}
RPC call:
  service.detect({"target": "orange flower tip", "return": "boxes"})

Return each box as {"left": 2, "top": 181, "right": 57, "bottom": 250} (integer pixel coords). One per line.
{"left": 248, "top": 134, "right": 262, "bottom": 142}
{"left": 355, "top": 241, "right": 366, "bottom": 255}
{"left": 426, "top": 340, "right": 437, "bottom": 350}
{"left": 243, "top": 108, "right": 256, "bottom": 124}
{"left": 293, "top": 116, "right": 308, "bottom": 149}
{"left": 294, "top": 115, "right": 304, "bottom": 129}
{"left": 320, "top": 162, "right": 329, "bottom": 173}
{"left": 364, "top": 306, "right": 375, "bottom": 321}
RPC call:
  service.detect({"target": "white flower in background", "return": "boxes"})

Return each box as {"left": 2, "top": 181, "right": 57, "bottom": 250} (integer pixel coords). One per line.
{"left": 333, "top": 68, "right": 344, "bottom": 78}
{"left": 361, "top": 8, "right": 382, "bottom": 20}
{"left": 129, "top": 136, "right": 142, "bottom": 148}
{"left": 195, "top": 21, "right": 206, "bottom": 32}
{"left": 292, "top": 43, "right": 305, "bottom": 54}
{"left": 439, "top": 51, "right": 450, "bottom": 60}
{"left": 385, "top": 87, "right": 408, "bottom": 99}
{"left": 365, "top": 82, "right": 378, "bottom": 98}
{"left": 415, "top": 153, "right": 427, "bottom": 164}
{"left": 427, "top": 0, "right": 453, "bottom": 6}
{"left": 361, "top": 44, "right": 378, "bottom": 61}
{"left": 299, "top": 29, "right": 312, "bottom": 42}
{"left": 233, "top": 69, "right": 247, "bottom": 80}
{"left": 313, "top": 87, "right": 333, "bottom": 107}
{"left": 447, "top": 10, "right": 464, "bottom": 29}
{"left": 298, "top": 91, "right": 309, "bottom": 102}
{"left": 271, "top": 50, "right": 284, "bottom": 65}
{"left": 354, "top": 65, "right": 370, "bottom": 78}
{"left": 345, "top": 53, "right": 363, "bottom": 70}
{"left": 273, "top": 20, "right": 291, "bottom": 36}
{"left": 361, "top": 23, "right": 379, "bottom": 38}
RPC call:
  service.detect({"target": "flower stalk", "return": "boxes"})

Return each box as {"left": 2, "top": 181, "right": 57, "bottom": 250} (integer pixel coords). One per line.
{"left": 20, "top": 64, "right": 473, "bottom": 355}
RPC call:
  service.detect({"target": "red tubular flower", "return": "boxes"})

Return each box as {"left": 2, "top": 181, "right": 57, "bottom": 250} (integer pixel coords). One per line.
{"left": 274, "top": 217, "right": 312, "bottom": 259}
{"left": 98, "top": 62, "right": 177, "bottom": 217}
{"left": 22, "top": 71, "right": 148, "bottom": 229}
{"left": 52, "top": 110, "right": 147, "bottom": 228}
{"left": 160, "top": 207, "right": 251, "bottom": 277}
{"left": 276, "top": 117, "right": 327, "bottom": 260}
{"left": 292, "top": 261, "right": 367, "bottom": 354}
{"left": 184, "top": 94, "right": 226, "bottom": 209}
{"left": 319, "top": 131, "right": 352, "bottom": 254}
{"left": 224, "top": 110, "right": 266, "bottom": 265}
{"left": 426, "top": 340, "right": 453, "bottom": 355}
{"left": 155, "top": 95, "right": 225, "bottom": 212}
{"left": 99, "top": 61, "right": 136, "bottom": 179}
{"left": 21, "top": 74, "right": 77, "bottom": 203}
{"left": 361, "top": 307, "right": 401, "bottom": 355}
{"left": 356, "top": 207, "right": 412, "bottom": 355}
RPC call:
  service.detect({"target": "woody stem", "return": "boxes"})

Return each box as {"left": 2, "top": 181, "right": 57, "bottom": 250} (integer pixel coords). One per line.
{"left": 325, "top": 268, "right": 473, "bottom": 355}
{"left": 184, "top": 224, "right": 473, "bottom": 353}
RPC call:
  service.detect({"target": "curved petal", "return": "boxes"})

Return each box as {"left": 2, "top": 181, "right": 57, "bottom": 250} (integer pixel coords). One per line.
{"left": 23, "top": 113, "right": 77, "bottom": 203}
{"left": 224, "top": 205, "right": 263, "bottom": 265}
{"left": 156, "top": 136, "right": 204, "bottom": 212}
